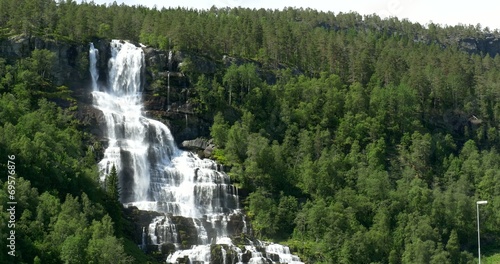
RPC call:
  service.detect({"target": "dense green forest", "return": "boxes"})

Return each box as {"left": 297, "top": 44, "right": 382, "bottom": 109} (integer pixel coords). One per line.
{"left": 0, "top": 49, "right": 141, "bottom": 263}
{"left": 2, "top": 0, "right": 500, "bottom": 263}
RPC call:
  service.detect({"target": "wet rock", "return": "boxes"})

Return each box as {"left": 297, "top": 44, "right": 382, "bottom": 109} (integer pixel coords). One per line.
{"left": 161, "top": 243, "right": 176, "bottom": 255}
{"left": 143, "top": 46, "right": 167, "bottom": 71}
{"left": 201, "top": 219, "right": 217, "bottom": 244}
{"left": 175, "top": 256, "right": 190, "bottom": 264}
{"left": 210, "top": 245, "right": 223, "bottom": 264}
{"left": 181, "top": 138, "right": 210, "bottom": 150}
{"left": 180, "top": 138, "right": 216, "bottom": 159}
{"left": 171, "top": 216, "right": 199, "bottom": 249}
{"left": 267, "top": 252, "right": 280, "bottom": 262}
{"left": 241, "top": 250, "right": 252, "bottom": 263}
{"left": 122, "top": 206, "right": 163, "bottom": 244}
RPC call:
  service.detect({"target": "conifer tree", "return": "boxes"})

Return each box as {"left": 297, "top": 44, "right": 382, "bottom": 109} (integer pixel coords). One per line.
{"left": 105, "top": 164, "right": 123, "bottom": 235}
{"left": 106, "top": 164, "right": 120, "bottom": 203}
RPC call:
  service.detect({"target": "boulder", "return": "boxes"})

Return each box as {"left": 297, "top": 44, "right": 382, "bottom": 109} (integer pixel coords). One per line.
{"left": 181, "top": 138, "right": 210, "bottom": 151}
{"left": 181, "top": 138, "right": 216, "bottom": 159}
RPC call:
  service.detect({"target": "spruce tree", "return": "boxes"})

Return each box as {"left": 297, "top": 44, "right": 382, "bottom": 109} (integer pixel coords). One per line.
{"left": 105, "top": 164, "right": 123, "bottom": 235}
{"left": 106, "top": 164, "right": 120, "bottom": 203}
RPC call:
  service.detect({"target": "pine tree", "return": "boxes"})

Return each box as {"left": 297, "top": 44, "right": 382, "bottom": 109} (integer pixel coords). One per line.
{"left": 106, "top": 164, "right": 120, "bottom": 203}
{"left": 105, "top": 164, "right": 123, "bottom": 235}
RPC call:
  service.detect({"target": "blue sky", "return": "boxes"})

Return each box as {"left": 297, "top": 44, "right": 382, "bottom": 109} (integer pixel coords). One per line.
{"left": 87, "top": 0, "right": 500, "bottom": 31}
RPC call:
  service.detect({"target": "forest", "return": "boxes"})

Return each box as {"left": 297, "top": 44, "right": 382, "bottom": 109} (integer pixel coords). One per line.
{"left": 2, "top": 0, "right": 500, "bottom": 263}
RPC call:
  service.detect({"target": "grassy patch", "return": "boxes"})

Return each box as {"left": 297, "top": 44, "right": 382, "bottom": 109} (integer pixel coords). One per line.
{"left": 482, "top": 244, "right": 500, "bottom": 264}
{"left": 483, "top": 253, "right": 500, "bottom": 264}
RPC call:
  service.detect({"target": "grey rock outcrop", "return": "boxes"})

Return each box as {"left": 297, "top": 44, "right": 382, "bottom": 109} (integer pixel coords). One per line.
{"left": 458, "top": 35, "right": 500, "bottom": 57}
{"left": 181, "top": 138, "right": 211, "bottom": 151}
{"left": 180, "top": 138, "right": 215, "bottom": 158}
{"left": 0, "top": 34, "right": 90, "bottom": 87}
{"left": 0, "top": 35, "right": 212, "bottom": 149}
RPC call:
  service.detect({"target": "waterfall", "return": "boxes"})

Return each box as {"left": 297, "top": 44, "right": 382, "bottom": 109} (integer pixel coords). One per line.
{"left": 266, "top": 244, "right": 303, "bottom": 264}
{"left": 168, "top": 50, "right": 173, "bottom": 71}
{"left": 242, "top": 215, "right": 248, "bottom": 234}
{"left": 193, "top": 218, "right": 208, "bottom": 245}
{"left": 148, "top": 220, "right": 158, "bottom": 244}
{"left": 89, "top": 40, "right": 303, "bottom": 264}
{"left": 248, "top": 246, "right": 266, "bottom": 264}
{"left": 141, "top": 227, "right": 146, "bottom": 250}
{"left": 167, "top": 71, "right": 170, "bottom": 109}
{"left": 92, "top": 40, "right": 152, "bottom": 203}
{"left": 89, "top": 43, "right": 99, "bottom": 91}
{"left": 149, "top": 216, "right": 179, "bottom": 248}
{"left": 221, "top": 246, "right": 227, "bottom": 264}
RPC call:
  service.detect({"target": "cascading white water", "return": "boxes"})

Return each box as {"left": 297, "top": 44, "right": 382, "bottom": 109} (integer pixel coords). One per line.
{"left": 149, "top": 216, "right": 180, "bottom": 248}
{"left": 221, "top": 246, "right": 227, "bottom": 264}
{"left": 141, "top": 227, "right": 146, "bottom": 250}
{"left": 242, "top": 215, "right": 248, "bottom": 234}
{"left": 90, "top": 40, "right": 302, "bottom": 264}
{"left": 266, "top": 244, "right": 303, "bottom": 264}
{"left": 166, "top": 245, "right": 211, "bottom": 263}
{"left": 248, "top": 246, "right": 266, "bottom": 264}
{"left": 89, "top": 43, "right": 99, "bottom": 91}
{"left": 192, "top": 219, "right": 208, "bottom": 244}
{"left": 92, "top": 40, "right": 151, "bottom": 203}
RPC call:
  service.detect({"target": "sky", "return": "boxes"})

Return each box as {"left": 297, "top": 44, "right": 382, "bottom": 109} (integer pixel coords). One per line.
{"left": 88, "top": 0, "right": 500, "bottom": 31}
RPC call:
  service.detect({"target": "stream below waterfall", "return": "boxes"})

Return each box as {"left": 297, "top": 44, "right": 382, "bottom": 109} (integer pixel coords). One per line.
{"left": 90, "top": 40, "right": 303, "bottom": 264}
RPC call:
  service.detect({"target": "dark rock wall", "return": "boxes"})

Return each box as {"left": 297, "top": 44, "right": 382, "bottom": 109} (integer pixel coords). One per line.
{"left": 141, "top": 47, "right": 212, "bottom": 143}
{"left": 459, "top": 35, "right": 500, "bottom": 57}
{"left": 0, "top": 35, "right": 90, "bottom": 87}
{"left": 0, "top": 35, "right": 211, "bottom": 147}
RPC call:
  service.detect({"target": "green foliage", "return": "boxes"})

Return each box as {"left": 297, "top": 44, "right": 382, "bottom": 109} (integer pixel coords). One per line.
{"left": 106, "top": 164, "right": 120, "bottom": 202}
{"left": 225, "top": 117, "right": 251, "bottom": 165}
{"left": 222, "top": 63, "right": 260, "bottom": 106}
{"left": 3, "top": 1, "right": 500, "bottom": 263}
{"left": 0, "top": 29, "right": 139, "bottom": 263}
{"left": 210, "top": 112, "right": 229, "bottom": 148}
{"left": 189, "top": 7, "right": 500, "bottom": 263}
{"left": 247, "top": 188, "right": 277, "bottom": 238}
{"left": 86, "top": 215, "right": 132, "bottom": 264}
{"left": 105, "top": 164, "right": 123, "bottom": 235}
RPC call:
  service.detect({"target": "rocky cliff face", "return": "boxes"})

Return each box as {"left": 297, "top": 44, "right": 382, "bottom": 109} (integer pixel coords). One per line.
{"left": 0, "top": 35, "right": 211, "bottom": 145}
{"left": 140, "top": 46, "right": 213, "bottom": 143}
{"left": 458, "top": 35, "right": 500, "bottom": 57}
{"left": 0, "top": 35, "right": 90, "bottom": 87}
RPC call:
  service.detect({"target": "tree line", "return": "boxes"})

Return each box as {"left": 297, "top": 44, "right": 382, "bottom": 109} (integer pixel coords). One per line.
{"left": 0, "top": 49, "right": 149, "bottom": 262}
{"left": 2, "top": 0, "right": 500, "bottom": 263}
